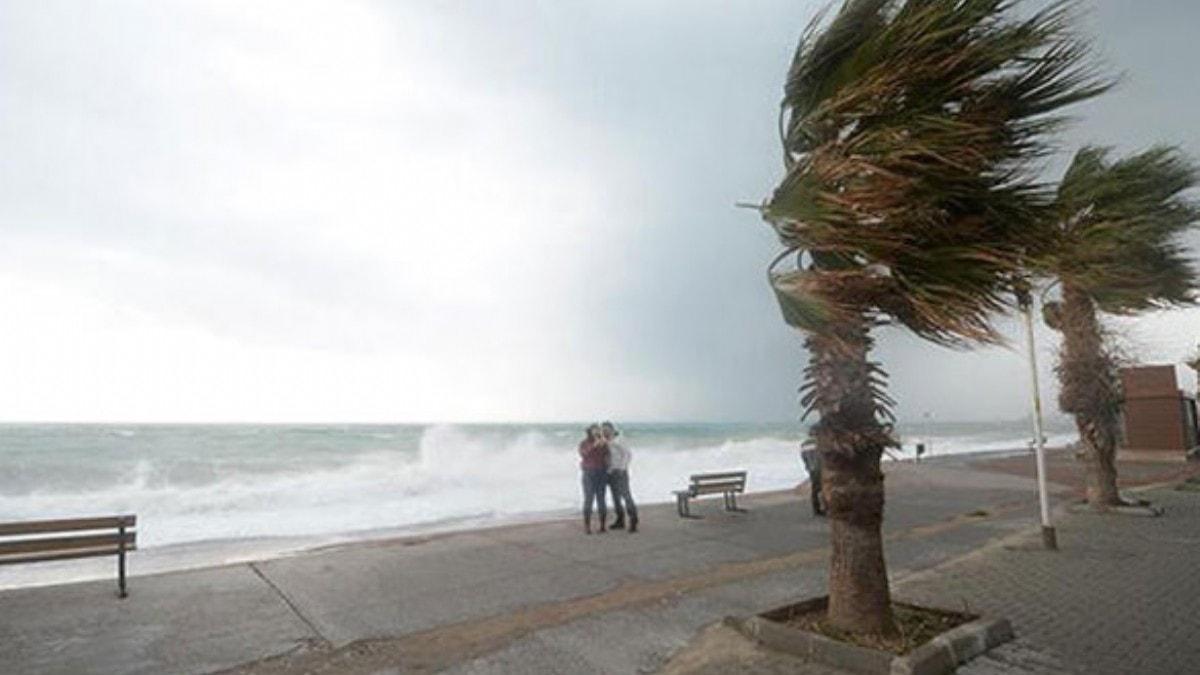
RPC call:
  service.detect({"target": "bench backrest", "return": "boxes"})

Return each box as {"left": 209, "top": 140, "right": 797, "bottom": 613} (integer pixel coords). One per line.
{"left": 0, "top": 515, "right": 137, "bottom": 566}
{"left": 689, "top": 471, "right": 747, "bottom": 495}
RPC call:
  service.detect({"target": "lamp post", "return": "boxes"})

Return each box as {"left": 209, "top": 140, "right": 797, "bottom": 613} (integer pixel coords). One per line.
{"left": 1021, "top": 294, "right": 1058, "bottom": 550}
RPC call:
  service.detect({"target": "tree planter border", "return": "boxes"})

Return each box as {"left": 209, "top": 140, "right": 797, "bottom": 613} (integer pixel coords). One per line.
{"left": 1068, "top": 494, "right": 1164, "bottom": 517}
{"left": 1067, "top": 502, "right": 1164, "bottom": 517}
{"left": 733, "top": 596, "right": 1013, "bottom": 675}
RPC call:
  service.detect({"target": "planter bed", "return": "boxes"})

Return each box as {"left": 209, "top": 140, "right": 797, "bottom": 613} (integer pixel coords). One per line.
{"left": 734, "top": 596, "right": 1012, "bottom": 675}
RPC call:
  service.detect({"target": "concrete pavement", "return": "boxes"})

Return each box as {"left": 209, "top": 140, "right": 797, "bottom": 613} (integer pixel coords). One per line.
{"left": 901, "top": 486, "right": 1200, "bottom": 675}
{"left": 645, "top": 462, "right": 1200, "bottom": 675}
{"left": 0, "top": 564, "right": 314, "bottom": 674}
{"left": 0, "top": 450, "right": 1117, "bottom": 674}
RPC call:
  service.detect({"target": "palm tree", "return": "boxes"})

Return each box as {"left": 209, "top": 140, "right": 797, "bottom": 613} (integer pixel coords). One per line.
{"left": 761, "top": 0, "right": 1107, "bottom": 636}
{"left": 1039, "top": 146, "right": 1199, "bottom": 508}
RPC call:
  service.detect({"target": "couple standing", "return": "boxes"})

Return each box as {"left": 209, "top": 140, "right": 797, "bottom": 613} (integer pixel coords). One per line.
{"left": 577, "top": 421, "right": 639, "bottom": 534}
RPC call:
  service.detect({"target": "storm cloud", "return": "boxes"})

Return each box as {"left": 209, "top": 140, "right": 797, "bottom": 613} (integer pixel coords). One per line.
{"left": 1, "top": 0, "right": 1197, "bottom": 423}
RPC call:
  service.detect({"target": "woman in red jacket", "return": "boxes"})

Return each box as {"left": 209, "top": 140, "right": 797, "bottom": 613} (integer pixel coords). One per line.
{"left": 578, "top": 424, "right": 610, "bottom": 534}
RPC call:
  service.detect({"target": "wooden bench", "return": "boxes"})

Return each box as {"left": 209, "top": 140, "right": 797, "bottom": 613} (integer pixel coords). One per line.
{"left": 673, "top": 471, "right": 747, "bottom": 517}
{"left": 0, "top": 515, "right": 137, "bottom": 598}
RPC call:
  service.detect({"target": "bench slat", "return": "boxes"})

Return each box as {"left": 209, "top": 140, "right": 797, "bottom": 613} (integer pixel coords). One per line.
{"left": 0, "top": 544, "right": 138, "bottom": 567}
{"left": 693, "top": 478, "right": 745, "bottom": 487}
{"left": 0, "top": 515, "right": 136, "bottom": 537}
{"left": 692, "top": 483, "right": 745, "bottom": 495}
{"left": 0, "top": 532, "right": 137, "bottom": 557}
{"left": 690, "top": 472, "right": 746, "bottom": 482}
{"left": 692, "top": 478, "right": 746, "bottom": 488}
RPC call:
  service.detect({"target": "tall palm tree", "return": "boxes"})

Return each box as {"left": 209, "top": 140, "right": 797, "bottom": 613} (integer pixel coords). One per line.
{"left": 761, "top": 0, "right": 1107, "bottom": 636}
{"left": 1040, "top": 146, "right": 1199, "bottom": 508}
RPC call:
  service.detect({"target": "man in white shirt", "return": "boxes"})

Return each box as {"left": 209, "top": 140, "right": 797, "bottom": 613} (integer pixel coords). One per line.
{"left": 602, "top": 421, "right": 638, "bottom": 533}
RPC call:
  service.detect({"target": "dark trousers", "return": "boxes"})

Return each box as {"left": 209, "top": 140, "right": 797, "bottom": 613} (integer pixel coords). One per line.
{"left": 608, "top": 469, "right": 638, "bottom": 522}
{"left": 809, "top": 467, "right": 825, "bottom": 515}
{"left": 582, "top": 469, "right": 608, "bottom": 522}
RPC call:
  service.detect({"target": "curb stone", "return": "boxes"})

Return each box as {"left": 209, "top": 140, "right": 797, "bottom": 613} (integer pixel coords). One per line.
{"left": 731, "top": 610, "right": 1013, "bottom": 675}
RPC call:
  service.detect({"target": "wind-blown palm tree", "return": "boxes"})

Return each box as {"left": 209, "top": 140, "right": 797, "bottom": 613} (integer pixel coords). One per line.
{"left": 1039, "top": 146, "right": 1199, "bottom": 508}
{"left": 761, "top": 0, "right": 1107, "bottom": 636}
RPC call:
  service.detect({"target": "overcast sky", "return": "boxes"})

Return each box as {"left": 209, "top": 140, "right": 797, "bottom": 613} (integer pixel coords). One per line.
{"left": 1, "top": 0, "right": 1197, "bottom": 424}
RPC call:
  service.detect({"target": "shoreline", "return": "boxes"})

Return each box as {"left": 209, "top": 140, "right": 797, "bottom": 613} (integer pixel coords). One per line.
{"left": 0, "top": 445, "right": 1044, "bottom": 592}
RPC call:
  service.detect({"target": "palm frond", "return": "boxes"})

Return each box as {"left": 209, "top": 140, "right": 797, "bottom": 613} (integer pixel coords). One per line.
{"left": 764, "top": 0, "right": 1112, "bottom": 359}
{"left": 1042, "top": 145, "right": 1200, "bottom": 313}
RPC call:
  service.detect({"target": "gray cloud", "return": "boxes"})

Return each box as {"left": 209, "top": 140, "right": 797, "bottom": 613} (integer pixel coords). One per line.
{"left": 0, "top": 0, "right": 1196, "bottom": 423}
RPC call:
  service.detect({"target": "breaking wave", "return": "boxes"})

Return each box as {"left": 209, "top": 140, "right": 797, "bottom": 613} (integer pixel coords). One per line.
{"left": 0, "top": 420, "right": 1073, "bottom": 551}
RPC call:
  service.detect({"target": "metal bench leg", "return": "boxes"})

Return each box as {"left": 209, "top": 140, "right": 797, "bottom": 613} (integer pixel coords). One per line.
{"left": 118, "top": 525, "right": 128, "bottom": 599}
{"left": 725, "top": 492, "right": 743, "bottom": 512}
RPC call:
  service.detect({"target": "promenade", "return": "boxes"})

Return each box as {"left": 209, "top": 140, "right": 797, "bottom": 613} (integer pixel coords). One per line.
{"left": 2, "top": 450, "right": 1197, "bottom": 674}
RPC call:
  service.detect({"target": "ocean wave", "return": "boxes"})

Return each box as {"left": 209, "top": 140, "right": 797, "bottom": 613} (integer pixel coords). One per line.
{"left": 0, "top": 423, "right": 1069, "bottom": 550}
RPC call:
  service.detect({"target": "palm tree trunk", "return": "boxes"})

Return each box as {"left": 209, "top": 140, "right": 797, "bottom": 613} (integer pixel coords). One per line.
{"left": 805, "top": 315, "right": 897, "bottom": 637}
{"left": 1057, "top": 284, "right": 1123, "bottom": 508}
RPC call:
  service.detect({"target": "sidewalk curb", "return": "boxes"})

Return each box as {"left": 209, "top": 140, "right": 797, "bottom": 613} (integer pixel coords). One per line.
{"left": 733, "top": 612, "right": 1013, "bottom": 675}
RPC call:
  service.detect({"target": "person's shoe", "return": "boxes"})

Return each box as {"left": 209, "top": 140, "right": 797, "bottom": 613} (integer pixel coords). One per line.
{"left": 584, "top": 518, "right": 592, "bottom": 535}
{"left": 611, "top": 518, "right": 625, "bottom": 530}
{"left": 628, "top": 517, "right": 638, "bottom": 533}
{"left": 598, "top": 522, "right": 607, "bottom": 533}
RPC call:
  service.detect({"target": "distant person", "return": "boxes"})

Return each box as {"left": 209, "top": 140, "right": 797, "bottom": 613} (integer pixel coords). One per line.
{"left": 800, "top": 446, "right": 826, "bottom": 517}
{"left": 601, "top": 421, "right": 638, "bottom": 533}
{"left": 578, "top": 424, "right": 610, "bottom": 534}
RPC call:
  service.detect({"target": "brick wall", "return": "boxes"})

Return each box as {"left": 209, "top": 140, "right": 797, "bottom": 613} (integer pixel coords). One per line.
{"left": 1122, "top": 398, "right": 1187, "bottom": 452}
{"left": 1120, "top": 366, "right": 1193, "bottom": 454}
{"left": 1121, "top": 366, "right": 1178, "bottom": 398}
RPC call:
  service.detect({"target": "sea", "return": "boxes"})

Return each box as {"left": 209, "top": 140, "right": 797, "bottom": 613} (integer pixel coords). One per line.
{"left": 0, "top": 420, "right": 1076, "bottom": 588}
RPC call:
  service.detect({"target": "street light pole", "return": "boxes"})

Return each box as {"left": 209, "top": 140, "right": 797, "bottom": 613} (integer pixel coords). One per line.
{"left": 1022, "top": 295, "right": 1058, "bottom": 550}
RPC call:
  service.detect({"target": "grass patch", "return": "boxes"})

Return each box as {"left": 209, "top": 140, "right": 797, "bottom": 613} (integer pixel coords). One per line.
{"left": 773, "top": 602, "right": 974, "bottom": 656}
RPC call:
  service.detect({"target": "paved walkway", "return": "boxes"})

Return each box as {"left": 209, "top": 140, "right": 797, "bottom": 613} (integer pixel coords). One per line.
{"left": 902, "top": 486, "right": 1200, "bottom": 675}
{"left": 2, "top": 450, "right": 1195, "bottom": 674}
{"left": 973, "top": 449, "right": 1200, "bottom": 498}
{"left": 0, "top": 454, "right": 1042, "bottom": 674}
{"left": 651, "top": 466, "right": 1200, "bottom": 675}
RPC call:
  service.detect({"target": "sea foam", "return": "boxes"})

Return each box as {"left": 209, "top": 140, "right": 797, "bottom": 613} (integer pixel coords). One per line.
{"left": 0, "top": 421, "right": 1072, "bottom": 588}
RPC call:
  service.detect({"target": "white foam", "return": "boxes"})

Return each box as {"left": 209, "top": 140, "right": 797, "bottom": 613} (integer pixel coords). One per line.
{"left": 0, "top": 423, "right": 1074, "bottom": 589}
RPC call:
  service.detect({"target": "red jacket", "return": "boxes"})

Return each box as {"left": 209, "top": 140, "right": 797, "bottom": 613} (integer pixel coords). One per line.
{"left": 578, "top": 439, "right": 609, "bottom": 471}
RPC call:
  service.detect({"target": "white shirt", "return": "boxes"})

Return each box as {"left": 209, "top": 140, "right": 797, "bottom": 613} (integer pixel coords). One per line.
{"left": 607, "top": 441, "right": 631, "bottom": 472}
